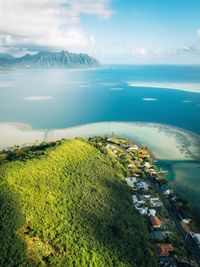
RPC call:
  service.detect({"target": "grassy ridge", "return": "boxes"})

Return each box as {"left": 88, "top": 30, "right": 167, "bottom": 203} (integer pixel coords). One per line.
{"left": 0, "top": 139, "right": 157, "bottom": 266}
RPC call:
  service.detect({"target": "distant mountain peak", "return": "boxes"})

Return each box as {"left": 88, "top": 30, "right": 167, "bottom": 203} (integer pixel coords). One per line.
{"left": 0, "top": 50, "right": 100, "bottom": 69}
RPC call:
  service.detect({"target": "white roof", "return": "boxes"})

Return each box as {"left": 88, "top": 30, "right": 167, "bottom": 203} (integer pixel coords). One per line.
{"left": 125, "top": 177, "right": 137, "bottom": 186}
{"left": 193, "top": 233, "right": 200, "bottom": 243}
{"left": 132, "top": 195, "right": 138, "bottom": 204}
{"left": 144, "top": 194, "right": 151, "bottom": 198}
{"left": 126, "top": 177, "right": 137, "bottom": 181}
{"left": 144, "top": 162, "right": 151, "bottom": 168}
{"left": 149, "top": 209, "right": 156, "bottom": 216}
{"left": 139, "top": 207, "right": 148, "bottom": 215}
{"left": 150, "top": 198, "right": 160, "bottom": 201}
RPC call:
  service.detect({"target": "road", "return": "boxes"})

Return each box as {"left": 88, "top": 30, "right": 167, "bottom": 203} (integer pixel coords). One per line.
{"left": 106, "top": 140, "right": 200, "bottom": 266}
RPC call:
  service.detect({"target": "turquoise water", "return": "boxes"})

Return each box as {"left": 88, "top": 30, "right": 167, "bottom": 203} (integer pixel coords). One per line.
{"left": 0, "top": 65, "right": 200, "bottom": 133}
{"left": 1, "top": 65, "right": 200, "bottom": 220}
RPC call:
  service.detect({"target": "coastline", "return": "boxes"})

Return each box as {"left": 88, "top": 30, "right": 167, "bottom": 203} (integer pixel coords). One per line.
{"left": 1, "top": 121, "right": 200, "bottom": 161}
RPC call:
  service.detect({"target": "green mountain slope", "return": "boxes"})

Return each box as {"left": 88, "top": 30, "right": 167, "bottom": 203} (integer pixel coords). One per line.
{"left": 0, "top": 139, "right": 157, "bottom": 267}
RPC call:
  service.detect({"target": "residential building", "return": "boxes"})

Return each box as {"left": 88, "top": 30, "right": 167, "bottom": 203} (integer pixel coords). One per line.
{"left": 150, "top": 215, "right": 162, "bottom": 228}
{"left": 125, "top": 177, "right": 137, "bottom": 187}
{"left": 150, "top": 231, "right": 167, "bottom": 241}
{"left": 157, "top": 243, "right": 173, "bottom": 256}
{"left": 190, "top": 233, "right": 200, "bottom": 247}
{"left": 161, "top": 184, "right": 171, "bottom": 195}
{"left": 148, "top": 209, "right": 156, "bottom": 216}
{"left": 150, "top": 198, "right": 163, "bottom": 207}
{"left": 178, "top": 209, "right": 191, "bottom": 224}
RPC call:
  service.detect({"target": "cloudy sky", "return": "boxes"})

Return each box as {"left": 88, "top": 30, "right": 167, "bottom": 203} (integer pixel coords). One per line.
{"left": 0, "top": 0, "right": 200, "bottom": 64}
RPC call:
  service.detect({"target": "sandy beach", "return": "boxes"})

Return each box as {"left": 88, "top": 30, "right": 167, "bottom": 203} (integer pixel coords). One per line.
{"left": 127, "top": 81, "right": 200, "bottom": 93}
{"left": 0, "top": 123, "right": 46, "bottom": 149}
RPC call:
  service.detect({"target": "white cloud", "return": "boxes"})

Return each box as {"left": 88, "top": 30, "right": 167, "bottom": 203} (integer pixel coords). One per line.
{"left": 175, "top": 46, "right": 200, "bottom": 55}
{"left": 197, "top": 29, "right": 200, "bottom": 37}
{"left": 0, "top": 0, "right": 113, "bottom": 53}
{"left": 131, "top": 47, "right": 147, "bottom": 56}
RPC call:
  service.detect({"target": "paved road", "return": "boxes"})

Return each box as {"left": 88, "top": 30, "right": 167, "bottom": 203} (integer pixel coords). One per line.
{"left": 147, "top": 177, "right": 200, "bottom": 266}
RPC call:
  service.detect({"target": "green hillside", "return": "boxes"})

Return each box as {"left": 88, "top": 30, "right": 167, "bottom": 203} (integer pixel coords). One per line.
{"left": 0, "top": 138, "right": 157, "bottom": 267}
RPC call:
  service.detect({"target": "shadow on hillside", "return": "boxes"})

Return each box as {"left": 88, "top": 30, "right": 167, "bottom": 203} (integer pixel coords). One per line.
{"left": 0, "top": 186, "right": 29, "bottom": 266}
{"left": 0, "top": 170, "right": 157, "bottom": 266}
{"left": 79, "top": 178, "right": 158, "bottom": 267}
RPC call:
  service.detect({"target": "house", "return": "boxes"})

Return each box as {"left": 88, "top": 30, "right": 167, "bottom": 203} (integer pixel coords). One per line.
{"left": 178, "top": 209, "right": 191, "bottom": 224}
{"left": 161, "top": 184, "right": 171, "bottom": 195}
{"left": 127, "top": 144, "right": 139, "bottom": 151}
{"left": 156, "top": 243, "right": 173, "bottom": 256}
{"left": 190, "top": 233, "right": 200, "bottom": 247}
{"left": 160, "top": 256, "right": 177, "bottom": 267}
{"left": 136, "top": 194, "right": 145, "bottom": 204}
{"left": 134, "top": 204, "right": 148, "bottom": 215}
{"left": 148, "top": 209, "right": 156, "bottom": 216}
{"left": 138, "top": 149, "right": 149, "bottom": 158}
{"left": 139, "top": 207, "right": 148, "bottom": 215}
{"left": 150, "top": 215, "right": 162, "bottom": 228}
{"left": 135, "top": 181, "right": 149, "bottom": 190}
{"left": 143, "top": 194, "right": 151, "bottom": 199}
{"left": 143, "top": 162, "right": 151, "bottom": 169}
{"left": 133, "top": 194, "right": 145, "bottom": 205}
{"left": 149, "top": 231, "right": 167, "bottom": 241}
{"left": 150, "top": 198, "right": 163, "bottom": 207}
{"left": 132, "top": 194, "right": 145, "bottom": 204}
{"left": 125, "top": 177, "right": 137, "bottom": 187}
{"left": 134, "top": 203, "right": 142, "bottom": 210}
{"left": 132, "top": 195, "right": 138, "bottom": 204}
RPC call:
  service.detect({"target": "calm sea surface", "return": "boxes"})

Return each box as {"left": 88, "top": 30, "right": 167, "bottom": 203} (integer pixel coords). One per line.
{"left": 1, "top": 65, "right": 200, "bottom": 219}
{"left": 0, "top": 65, "right": 200, "bottom": 132}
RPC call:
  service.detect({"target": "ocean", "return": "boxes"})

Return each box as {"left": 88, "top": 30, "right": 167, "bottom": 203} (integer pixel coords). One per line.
{"left": 1, "top": 65, "right": 200, "bottom": 219}
{"left": 0, "top": 65, "right": 200, "bottom": 132}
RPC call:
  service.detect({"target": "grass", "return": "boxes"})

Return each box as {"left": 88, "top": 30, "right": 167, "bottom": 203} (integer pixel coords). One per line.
{"left": 0, "top": 138, "right": 158, "bottom": 266}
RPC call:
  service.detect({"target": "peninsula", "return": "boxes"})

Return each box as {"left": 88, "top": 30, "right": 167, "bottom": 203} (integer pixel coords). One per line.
{"left": 0, "top": 136, "right": 199, "bottom": 266}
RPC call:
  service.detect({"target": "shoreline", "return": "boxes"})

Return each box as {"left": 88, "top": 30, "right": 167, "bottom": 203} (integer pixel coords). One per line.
{"left": 0, "top": 121, "right": 200, "bottom": 161}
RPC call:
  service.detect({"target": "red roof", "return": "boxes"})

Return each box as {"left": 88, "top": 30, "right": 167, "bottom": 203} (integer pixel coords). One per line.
{"left": 150, "top": 216, "right": 161, "bottom": 227}
{"left": 138, "top": 150, "right": 149, "bottom": 157}
{"left": 157, "top": 243, "right": 173, "bottom": 256}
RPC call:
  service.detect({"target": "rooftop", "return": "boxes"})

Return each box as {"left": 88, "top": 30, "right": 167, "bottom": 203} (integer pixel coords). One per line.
{"left": 150, "top": 215, "right": 162, "bottom": 227}
{"left": 157, "top": 243, "right": 173, "bottom": 256}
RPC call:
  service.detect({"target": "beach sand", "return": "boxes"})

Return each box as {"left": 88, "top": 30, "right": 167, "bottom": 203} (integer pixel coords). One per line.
{"left": 127, "top": 81, "right": 200, "bottom": 93}
{"left": 0, "top": 123, "right": 46, "bottom": 149}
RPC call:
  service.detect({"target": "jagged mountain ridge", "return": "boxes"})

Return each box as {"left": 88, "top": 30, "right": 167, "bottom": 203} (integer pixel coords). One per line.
{"left": 0, "top": 50, "right": 100, "bottom": 68}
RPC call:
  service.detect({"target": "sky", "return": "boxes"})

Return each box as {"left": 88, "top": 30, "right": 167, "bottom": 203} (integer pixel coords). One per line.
{"left": 0, "top": 0, "right": 200, "bottom": 64}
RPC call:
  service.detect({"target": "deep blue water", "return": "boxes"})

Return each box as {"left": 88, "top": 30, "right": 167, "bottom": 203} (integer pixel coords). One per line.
{"left": 0, "top": 65, "right": 200, "bottom": 134}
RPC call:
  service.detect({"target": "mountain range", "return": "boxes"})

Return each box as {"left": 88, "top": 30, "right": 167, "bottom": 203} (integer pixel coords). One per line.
{"left": 0, "top": 50, "right": 100, "bottom": 69}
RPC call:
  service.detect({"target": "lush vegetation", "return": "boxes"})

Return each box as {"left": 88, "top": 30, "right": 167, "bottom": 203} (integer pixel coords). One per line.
{"left": 0, "top": 138, "right": 157, "bottom": 266}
